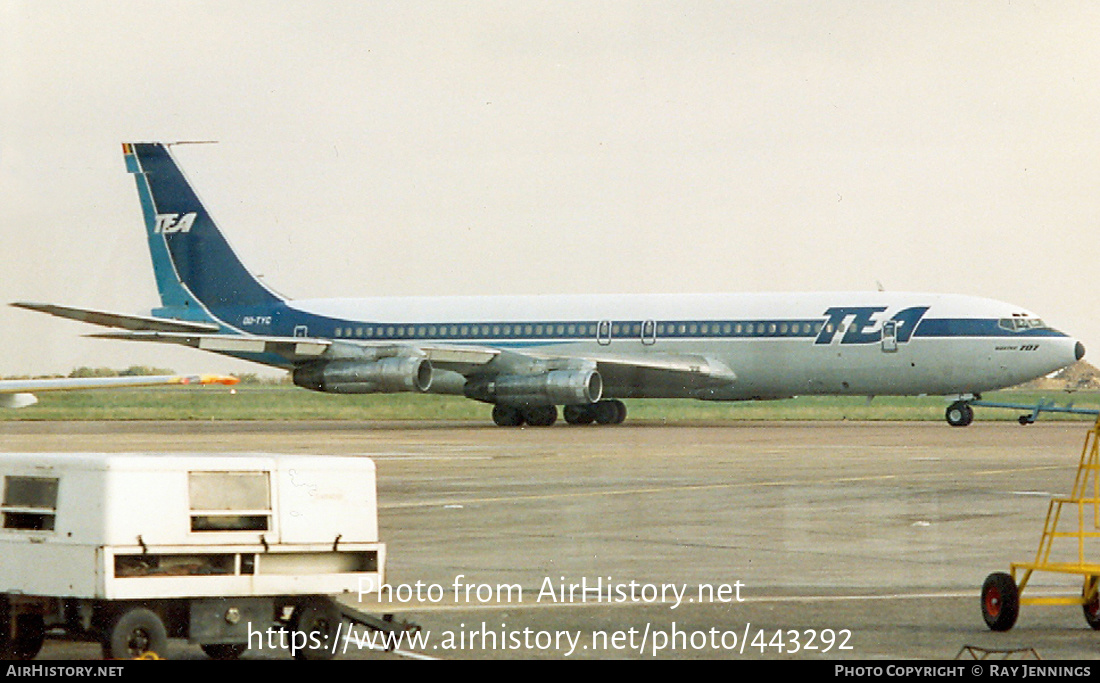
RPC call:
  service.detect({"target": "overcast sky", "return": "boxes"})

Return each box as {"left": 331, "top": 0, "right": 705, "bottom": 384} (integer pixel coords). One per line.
{"left": 2, "top": 1, "right": 1098, "bottom": 378}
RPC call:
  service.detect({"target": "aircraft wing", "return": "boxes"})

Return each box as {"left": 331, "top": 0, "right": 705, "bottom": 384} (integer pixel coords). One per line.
{"left": 0, "top": 374, "right": 240, "bottom": 408}
{"left": 571, "top": 351, "right": 739, "bottom": 400}
{"left": 88, "top": 330, "right": 503, "bottom": 369}
{"left": 88, "top": 330, "right": 737, "bottom": 396}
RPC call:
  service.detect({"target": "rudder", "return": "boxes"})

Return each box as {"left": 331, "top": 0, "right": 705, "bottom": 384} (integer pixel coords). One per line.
{"left": 123, "top": 142, "right": 283, "bottom": 317}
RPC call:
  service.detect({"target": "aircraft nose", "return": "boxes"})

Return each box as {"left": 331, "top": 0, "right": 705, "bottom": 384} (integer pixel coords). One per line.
{"left": 1077, "top": 341, "right": 1086, "bottom": 361}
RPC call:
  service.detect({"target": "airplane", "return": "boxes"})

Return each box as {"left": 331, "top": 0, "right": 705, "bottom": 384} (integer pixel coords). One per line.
{"left": 11, "top": 142, "right": 1087, "bottom": 427}
{"left": 0, "top": 374, "right": 240, "bottom": 409}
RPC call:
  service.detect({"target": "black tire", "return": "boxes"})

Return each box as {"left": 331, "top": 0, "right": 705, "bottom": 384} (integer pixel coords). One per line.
{"left": 1, "top": 613, "right": 45, "bottom": 661}
{"left": 492, "top": 404, "right": 524, "bottom": 427}
{"left": 201, "top": 643, "right": 248, "bottom": 660}
{"left": 288, "top": 598, "right": 340, "bottom": 661}
{"left": 102, "top": 607, "right": 169, "bottom": 660}
{"left": 592, "top": 399, "right": 627, "bottom": 425}
{"left": 946, "top": 402, "right": 974, "bottom": 427}
{"left": 981, "top": 572, "right": 1019, "bottom": 631}
{"left": 563, "top": 404, "right": 594, "bottom": 425}
{"left": 0, "top": 595, "right": 12, "bottom": 661}
{"left": 1083, "top": 577, "right": 1100, "bottom": 630}
{"left": 522, "top": 405, "right": 557, "bottom": 427}
{"left": 611, "top": 399, "right": 627, "bottom": 424}
{"left": 593, "top": 400, "right": 622, "bottom": 425}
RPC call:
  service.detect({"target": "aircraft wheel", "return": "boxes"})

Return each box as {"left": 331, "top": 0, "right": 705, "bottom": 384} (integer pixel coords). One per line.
{"left": 1019, "top": 415, "right": 1034, "bottom": 426}
{"left": 946, "top": 401, "right": 974, "bottom": 427}
{"left": 492, "top": 404, "right": 524, "bottom": 427}
{"left": 981, "top": 572, "right": 1019, "bottom": 632}
{"left": 611, "top": 399, "right": 627, "bottom": 424}
{"left": 1083, "top": 576, "right": 1100, "bottom": 630}
{"left": 523, "top": 405, "right": 558, "bottom": 427}
{"left": 563, "top": 405, "right": 595, "bottom": 425}
{"left": 593, "top": 400, "right": 625, "bottom": 425}
{"left": 102, "top": 607, "right": 169, "bottom": 660}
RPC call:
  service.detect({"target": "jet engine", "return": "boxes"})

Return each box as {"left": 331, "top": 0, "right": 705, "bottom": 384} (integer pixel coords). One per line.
{"left": 293, "top": 357, "right": 433, "bottom": 394}
{"left": 465, "top": 369, "right": 602, "bottom": 406}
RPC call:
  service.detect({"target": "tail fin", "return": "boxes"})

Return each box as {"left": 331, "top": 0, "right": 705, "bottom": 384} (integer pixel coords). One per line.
{"left": 122, "top": 143, "right": 283, "bottom": 320}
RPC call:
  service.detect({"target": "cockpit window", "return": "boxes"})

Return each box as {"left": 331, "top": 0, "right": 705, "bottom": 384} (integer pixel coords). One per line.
{"left": 998, "top": 317, "right": 1048, "bottom": 332}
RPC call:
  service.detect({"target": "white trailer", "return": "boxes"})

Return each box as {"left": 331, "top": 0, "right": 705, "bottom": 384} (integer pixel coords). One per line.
{"left": 0, "top": 452, "right": 401, "bottom": 660}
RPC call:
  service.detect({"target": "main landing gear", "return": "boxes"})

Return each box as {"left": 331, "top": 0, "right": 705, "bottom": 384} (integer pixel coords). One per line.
{"left": 491, "top": 400, "right": 627, "bottom": 427}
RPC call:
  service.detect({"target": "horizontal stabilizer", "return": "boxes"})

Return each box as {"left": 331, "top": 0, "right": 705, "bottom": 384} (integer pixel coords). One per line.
{"left": 12, "top": 302, "right": 220, "bottom": 333}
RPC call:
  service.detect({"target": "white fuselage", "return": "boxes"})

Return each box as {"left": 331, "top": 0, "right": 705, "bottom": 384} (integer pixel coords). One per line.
{"left": 263, "top": 291, "right": 1081, "bottom": 400}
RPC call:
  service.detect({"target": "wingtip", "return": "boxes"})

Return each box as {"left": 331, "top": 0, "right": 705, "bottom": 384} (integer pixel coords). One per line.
{"left": 172, "top": 374, "right": 241, "bottom": 386}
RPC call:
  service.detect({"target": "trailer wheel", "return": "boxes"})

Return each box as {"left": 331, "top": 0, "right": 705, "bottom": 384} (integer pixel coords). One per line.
{"left": 1, "top": 613, "right": 45, "bottom": 660}
{"left": 102, "top": 607, "right": 168, "bottom": 660}
{"left": 201, "top": 643, "right": 248, "bottom": 660}
{"left": 981, "top": 572, "right": 1019, "bottom": 631}
{"left": 1083, "top": 577, "right": 1100, "bottom": 630}
{"left": 289, "top": 598, "right": 341, "bottom": 661}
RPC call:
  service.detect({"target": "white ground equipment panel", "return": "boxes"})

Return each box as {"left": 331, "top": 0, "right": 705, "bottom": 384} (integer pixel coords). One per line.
{"left": 0, "top": 452, "right": 398, "bottom": 660}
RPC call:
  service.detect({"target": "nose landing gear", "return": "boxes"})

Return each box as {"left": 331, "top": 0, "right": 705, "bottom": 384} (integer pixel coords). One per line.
{"left": 945, "top": 400, "right": 974, "bottom": 427}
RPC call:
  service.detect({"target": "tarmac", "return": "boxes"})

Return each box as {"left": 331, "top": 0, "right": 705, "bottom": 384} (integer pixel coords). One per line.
{"left": 2, "top": 419, "right": 1099, "bottom": 661}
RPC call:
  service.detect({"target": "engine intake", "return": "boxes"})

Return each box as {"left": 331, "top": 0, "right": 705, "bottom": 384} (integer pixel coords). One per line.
{"left": 465, "top": 369, "right": 602, "bottom": 406}
{"left": 293, "top": 357, "right": 433, "bottom": 394}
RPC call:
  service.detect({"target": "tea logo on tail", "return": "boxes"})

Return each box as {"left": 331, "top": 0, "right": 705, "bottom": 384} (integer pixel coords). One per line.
{"left": 154, "top": 212, "right": 197, "bottom": 234}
